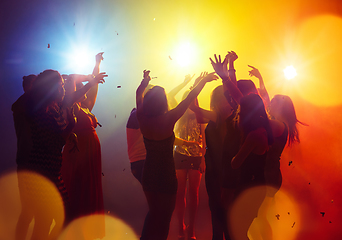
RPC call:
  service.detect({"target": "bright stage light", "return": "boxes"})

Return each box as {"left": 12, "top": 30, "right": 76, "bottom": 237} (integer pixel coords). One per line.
{"left": 283, "top": 65, "right": 297, "bottom": 80}
{"left": 174, "top": 42, "right": 196, "bottom": 67}
{"left": 67, "top": 46, "right": 94, "bottom": 74}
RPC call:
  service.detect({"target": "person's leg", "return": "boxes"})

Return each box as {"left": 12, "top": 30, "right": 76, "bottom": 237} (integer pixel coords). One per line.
{"left": 16, "top": 172, "right": 34, "bottom": 240}
{"left": 187, "top": 169, "right": 202, "bottom": 239}
{"left": 175, "top": 169, "right": 188, "bottom": 238}
{"left": 205, "top": 172, "right": 224, "bottom": 240}
{"left": 142, "top": 191, "right": 176, "bottom": 240}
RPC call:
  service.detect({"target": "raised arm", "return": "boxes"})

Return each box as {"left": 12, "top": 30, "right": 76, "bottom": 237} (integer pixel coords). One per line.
{"left": 226, "top": 51, "right": 238, "bottom": 85}
{"left": 210, "top": 54, "right": 243, "bottom": 105}
{"left": 167, "top": 72, "right": 218, "bottom": 125}
{"left": 167, "top": 74, "right": 194, "bottom": 109}
{"left": 136, "top": 70, "right": 152, "bottom": 115}
{"left": 63, "top": 72, "right": 107, "bottom": 108}
{"left": 82, "top": 52, "right": 104, "bottom": 111}
{"left": 248, "top": 65, "right": 270, "bottom": 108}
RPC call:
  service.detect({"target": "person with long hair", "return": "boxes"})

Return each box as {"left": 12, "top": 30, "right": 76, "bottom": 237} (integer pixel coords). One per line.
{"left": 230, "top": 93, "right": 273, "bottom": 240}
{"left": 246, "top": 66, "right": 305, "bottom": 240}
{"left": 169, "top": 74, "right": 206, "bottom": 240}
{"left": 190, "top": 84, "right": 234, "bottom": 240}
{"left": 61, "top": 52, "right": 107, "bottom": 238}
{"left": 136, "top": 69, "right": 217, "bottom": 240}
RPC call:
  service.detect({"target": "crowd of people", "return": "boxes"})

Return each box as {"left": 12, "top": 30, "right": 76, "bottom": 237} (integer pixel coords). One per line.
{"left": 13, "top": 50, "right": 304, "bottom": 240}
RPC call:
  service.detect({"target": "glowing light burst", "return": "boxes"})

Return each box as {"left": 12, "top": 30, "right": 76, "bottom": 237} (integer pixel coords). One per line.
{"left": 66, "top": 46, "right": 94, "bottom": 74}
{"left": 283, "top": 65, "right": 297, "bottom": 80}
{"left": 174, "top": 42, "right": 197, "bottom": 67}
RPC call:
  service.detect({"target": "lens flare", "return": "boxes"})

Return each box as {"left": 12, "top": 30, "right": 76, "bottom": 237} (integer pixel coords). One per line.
{"left": 59, "top": 214, "right": 138, "bottom": 240}
{"left": 0, "top": 171, "right": 65, "bottom": 240}
{"left": 283, "top": 65, "right": 297, "bottom": 80}
{"left": 229, "top": 186, "right": 301, "bottom": 240}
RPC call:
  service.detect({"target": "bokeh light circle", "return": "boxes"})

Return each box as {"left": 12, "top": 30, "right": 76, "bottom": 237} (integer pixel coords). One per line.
{"left": 294, "top": 14, "right": 342, "bottom": 106}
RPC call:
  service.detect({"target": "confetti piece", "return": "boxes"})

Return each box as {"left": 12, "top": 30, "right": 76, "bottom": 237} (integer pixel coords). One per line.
{"left": 73, "top": 22, "right": 75, "bottom": 26}
{"left": 331, "top": 200, "right": 334, "bottom": 203}
{"left": 169, "top": 55, "right": 172, "bottom": 60}
{"left": 115, "top": 115, "right": 116, "bottom": 118}
{"left": 123, "top": 168, "right": 126, "bottom": 171}
{"left": 320, "top": 212, "right": 325, "bottom": 217}
{"left": 108, "top": 211, "right": 110, "bottom": 214}
{"left": 117, "top": 86, "right": 121, "bottom": 88}
{"left": 153, "top": 18, "right": 155, "bottom": 21}
{"left": 288, "top": 212, "right": 290, "bottom": 215}
{"left": 47, "top": 43, "right": 50, "bottom": 48}
{"left": 102, "top": 172, "right": 104, "bottom": 176}
{"left": 292, "top": 222, "right": 295, "bottom": 228}
{"left": 288, "top": 160, "right": 292, "bottom": 166}
{"left": 275, "top": 214, "right": 280, "bottom": 220}
{"left": 309, "top": 182, "right": 311, "bottom": 185}
{"left": 329, "top": 221, "right": 332, "bottom": 223}
{"left": 97, "top": 122, "right": 102, "bottom": 127}
{"left": 151, "top": 77, "right": 157, "bottom": 79}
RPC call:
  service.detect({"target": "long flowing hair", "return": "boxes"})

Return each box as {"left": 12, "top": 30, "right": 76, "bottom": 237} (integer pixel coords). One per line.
{"left": 239, "top": 93, "right": 274, "bottom": 145}
{"left": 271, "top": 94, "right": 306, "bottom": 146}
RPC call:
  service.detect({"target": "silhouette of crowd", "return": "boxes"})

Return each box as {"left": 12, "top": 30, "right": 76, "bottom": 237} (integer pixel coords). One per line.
{"left": 13, "top": 50, "right": 304, "bottom": 240}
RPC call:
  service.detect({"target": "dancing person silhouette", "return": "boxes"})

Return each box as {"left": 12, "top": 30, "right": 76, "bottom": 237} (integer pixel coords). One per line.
{"left": 136, "top": 69, "right": 217, "bottom": 240}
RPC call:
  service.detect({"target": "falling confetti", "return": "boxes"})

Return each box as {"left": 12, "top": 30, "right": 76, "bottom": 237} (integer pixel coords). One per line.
{"left": 329, "top": 221, "right": 332, "bottom": 223}
{"left": 292, "top": 222, "right": 296, "bottom": 228}
{"left": 153, "top": 18, "right": 155, "bottom": 21}
{"left": 288, "top": 212, "right": 290, "bottom": 215}
{"left": 47, "top": 43, "right": 50, "bottom": 48}
{"left": 320, "top": 212, "right": 325, "bottom": 217}
{"left": 151, "top": 77, "right": 157, "bottom": 79}
{"left": 288, "top": 160, "right": 292, "bottom": 166}
{"left": 331, "top": 200, "right": 334, "bottom": 203}
{"left": 73, "top": 22, "right": 75, "bottom": 26}
{"left": 275, "top": 214, "right": 280, "bottom": 220}
{"left": 309, "top": 182, "right": 311, "bottom": 185}
{"left": 169, "top": 55, "right": 172, "bottom": 60}
{"left": 115, "top": 115, "right": 116, "bottom": 118}
{"left": 102, "top": 172, "right": 104, "bottom": 176}
{"left": 123, "top": 168, "right": 126, "bottom": 171}
{"left": 97, "top": 122, "right": 102, "bottom": 127}
{"left": 117, "top": 86, "right": 121, "bottom": 88}
{"left": 108, "top": 211, "right": 110, "bottom": 214}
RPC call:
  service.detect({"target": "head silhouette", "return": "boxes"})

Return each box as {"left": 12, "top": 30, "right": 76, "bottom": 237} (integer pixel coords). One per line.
{"left": 237, "top": 80, "right": 258, "bottom": 96}
{"left": 143, "top": 86, "right": 168, "bottom": 117}
{"left": 22, "top": 74, "right": 36, "bottom": 93}
{"left": 30, "top": 70, "right": 65, "bottom": 110}
{"left": 269, "top": 94, "right": 302, "bottom": 145}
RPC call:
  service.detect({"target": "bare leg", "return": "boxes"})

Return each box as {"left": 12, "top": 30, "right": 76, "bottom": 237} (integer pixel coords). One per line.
{"left": 175, "top": 169, "right": 188, "bottom": 238}
{"left": 187, "top": 169, "right": 202, "bottom": 239}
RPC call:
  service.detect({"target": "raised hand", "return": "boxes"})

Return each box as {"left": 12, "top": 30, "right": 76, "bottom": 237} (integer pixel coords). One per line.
{"left": 226, "top": 51, "right": 238, "bottom": 63}
{"left": 184, "top": 74, "right": 195, "bottom": 84}
{"left": 95, "top": 52, "right": 104, "bottom": 64}
{"left": 248, "top": 65, "right": 262, "bottom": 79}
{"left": 91, "top": 72, "right": 108, "bottom": 85}
{"left": 143, "top": 70, "right": 151, "bottom": 81}
{"left": 190, "top": 72, "right": 208, "bottom": 89}
{"left": 202, "top": 72, "right": 219, "bottom": 83}
{"left": 209, "top": 54, "right": 229, "bottom": 79}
